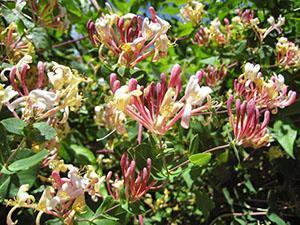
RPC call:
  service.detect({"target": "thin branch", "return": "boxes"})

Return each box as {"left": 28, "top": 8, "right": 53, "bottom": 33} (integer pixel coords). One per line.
{"left": 209, "top": 211, "right": 267, "bottom": 225}
{"left": 52, "top": 35, "right": 88, "bottom": 48}
{"left": 169, "top": 143, "right": 230, "bottom": 172}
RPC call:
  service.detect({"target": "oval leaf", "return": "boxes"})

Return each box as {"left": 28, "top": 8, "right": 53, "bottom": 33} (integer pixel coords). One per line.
{"left": 8, "top": 149, "right": 48, "bottom": 172}
{"left": 189, "top": 153, "right": 212, "bottom": 167}
{"left": 1, "top": 118, "right": 26, "bottom": 135}
{"left": 33, "top": 122, "right": 57, "bottom": 140}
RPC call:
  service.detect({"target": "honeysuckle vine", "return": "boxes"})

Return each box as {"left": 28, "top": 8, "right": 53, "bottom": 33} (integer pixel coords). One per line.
{"left": 0, "top": 1, "right": 299, "bottom": 225}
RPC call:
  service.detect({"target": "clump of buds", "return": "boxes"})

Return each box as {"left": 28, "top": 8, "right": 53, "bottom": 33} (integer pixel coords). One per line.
{"left": 193, "top": 26, "right": 210, "bottom": 46}
{"left": 180, "top": 1, "right": 206, "bottom": 26}
{"left": 28, "top": 0, "right": 69, "bottom": 30}
{"left": 0, "top": 23, "right": 34, "bottom": 63}
{"left": 87, "top": 6, "right": 171, "bottom": 67}
{"left": 106, "top": 153, "right": 158, "bottom": 202}
{"left": 234, "top": 63, "right": 296, "bottom": 113}
{"left": 276, "top": 37, "right": 300, "bottom": 68}
{"left": 227, "top": 95, "right": 271, "bottom": 149}
{"left": 235, "top": 9, "right": 255, "bottom": 24}
{"left": 94, "top": 102, "right": 127, "bottom": 135}
{"left": 197, "top": 65, "right": 227, "bottom": 87}
{"left": 109, "top": 64, "right": 212, "bottom": 135}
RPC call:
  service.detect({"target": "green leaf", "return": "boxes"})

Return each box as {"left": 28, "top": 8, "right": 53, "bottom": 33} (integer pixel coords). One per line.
{"left": 0, "top": 176, "right": 11, "bottom": 200}
{"left": 189, "top": 153, "right": 211, "bottom": 167}
{"left": 0, "top": 125, "right": 10, "bottom": 159}
{"left": 273, "top": 120, "right": 297, "bottom": 158}
{"left": 196, "top": 191, "right": 215, "bottom": 219}
{"left": 33, "top": 122, "right": 57, "bottom": 140}
{"left": 62, "top": 0, "right": 82, "bottom": 18}
{"left": 189, "top": 134, "right": 200, "bottom": 154}
{"left": 70, "top": 144, "right": 96, "bottom": 165}
{"left": 1, "top": 118, "right": 26, "bottom": 135}
{"left": 8, "top": 149, "right": 48, "bottom": 172}
{"left": 29, "top": 27, "right": 50, "bottom": 49}
{"left": 199, "top": 56, "right": 219, "bottom": 65}
{"left": 93, "top": 219, "right": 120, "bottom": 225}
{"left": 95, "top": 196, "right": 116, "bottom": 215}
{"left": 267, "top": 213, "right": 286, "bottom": 225}
{"left": 235, "top": 40, "right": 247, "bottom": 55}
{"left": 222, "top": 187, "right": 233, "bottom": 206}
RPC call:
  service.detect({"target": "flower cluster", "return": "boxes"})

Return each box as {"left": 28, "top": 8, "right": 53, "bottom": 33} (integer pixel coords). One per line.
{"left": 6, "top": 161, "right": 105, "bottom": 225}
{"left": 234, "top": 63, "right": 296, "bottom": 113}
{"left": 194, "top": 18, "right": 231, "bottom": 46}
{"left": 109, "top": 64, "right": 212, "bottom": 135}
{"left": 0, "top": 23, "right": 34, "bottom": 63}
{"left": 227, "top": 95, "right": 271, "bottom": 149}
{"left": 180, "top": 1, "right": 205, "bottom": 26}
{"left": 87, "top": 6, "right": 171, "bottom": 67}
{"left": 276, "top": 37, "right": 300, "bottom": 68}
{"left": 28, "top": 0, "right": 69, "bottom": 30}
{"left": 193, "top": 8, "right": 285, "bottom": 46}
{"left": 106, "top": 153, "right": 158, "bottom": 202}
{"left": 0, "top": 55, "right": 85, "bottom": 122}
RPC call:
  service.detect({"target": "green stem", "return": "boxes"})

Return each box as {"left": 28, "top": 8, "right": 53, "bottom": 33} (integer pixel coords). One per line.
{"left": 5, "top": 138, "right": 26, "bottom": 167}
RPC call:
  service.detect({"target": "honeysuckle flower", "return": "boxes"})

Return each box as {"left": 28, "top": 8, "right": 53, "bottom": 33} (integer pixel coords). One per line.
{"left": 276, "top": 37, "right": 300, "bottom": 68}
{"left": 261, "top": 15, "right": 284, "bottom": 40}
{"left": 0, "top": 84, "right": 18, "bottom": 110}
{"left": 110, "top": 64, "right": 212, "bottom": 135}
{"left": 84, "top": 165, "right": 106, "bottom": 201}
{"left": 234, "top": 64, "right": 296, "bottom": 113}
{"left": 6, "top": 184, "right": 36, "bottom": 225}
{"left": 227, "top": 96, "right": 271, "bottom": 149}
{"left": 194, "top": 18, "right": 232, "bottom": 46}
{"left": 87, "top": 6, "right": 171, "bottom": 67}
{"left": 180, "top": 1, "right": 205, "bottom": 26}
{"left": 6, "top": 163, "right": 104, "bottom": 225}
{"left": 241, "top": 63, "right": 262, "bottom": 87}
{"left": 47, "top": 62, "right": 84, "bottom": 115}
{"left": 181, "top": 74, "right": 212, "bottom": 128}
{"left": 94, "top": 102, "right": 127, "bottom": 135}
{"left": 153, "top": 34, "right": 170, "bottom": 61}
{"left": 0, "top": 54, "right": 34, "bottom": 82}
{"left": 0, "top": 23, "right": 34, "bottom": 64}
{"left": 3, "top": 57, "right": 84, "bottom": 121}
{"left": 7, "top": 89, "right": 58, "bottom": 116}
{"left": 106, "top": 153, "right": 158, "bottom": 202}
{"left": 209, "top": 18, "right": 228, "bottom": 45}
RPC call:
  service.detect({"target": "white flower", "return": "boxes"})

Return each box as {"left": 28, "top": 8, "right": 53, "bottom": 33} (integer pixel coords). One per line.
{"left": 0, "top": 85, "right": 18, "bottom": 107}
{"left": 181, "top": 75, "right": 212, "bottom": 128}
{"left": 142, "top": 17, "right": 162, "bottom": 39}
{"left": 17, "top": 184, "right": 35, "bottom": 204}
{"left": 8, "top": 89, "right": 57, "bottom": 112}
{"left": 0, "top": 55, "right": 32, "bottom": 81}
{"left": 277, "top": 15, "right": 285, "bottom": 27}
{"left": 244, "top": 62, "right": 260, "bottom": 82}
{"left": 267, "top": 16, "right": 275, "bottom": 25}
{"left": 29, "top": 90, "right": 58, "bottom": 110}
